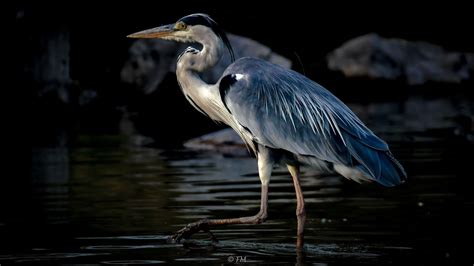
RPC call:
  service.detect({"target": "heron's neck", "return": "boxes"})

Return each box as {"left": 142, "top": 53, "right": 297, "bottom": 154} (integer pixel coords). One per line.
{"left": 176, "top": 37, "right": 229, "bottom": 122}
{"left": 176, "top": 36, "right": 224, "bottom": 81}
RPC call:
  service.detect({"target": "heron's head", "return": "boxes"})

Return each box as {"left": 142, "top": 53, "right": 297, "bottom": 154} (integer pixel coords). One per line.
{"left": 127, "top": 13, "right": 234, "bottom": 61}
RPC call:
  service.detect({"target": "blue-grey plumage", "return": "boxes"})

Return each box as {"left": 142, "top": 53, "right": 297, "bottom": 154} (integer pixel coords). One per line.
{"left": 128, "top": 13, "right": 407, "bottom": 246}
{"left": 221, "top": 58, "right": 407, "bottom": 187}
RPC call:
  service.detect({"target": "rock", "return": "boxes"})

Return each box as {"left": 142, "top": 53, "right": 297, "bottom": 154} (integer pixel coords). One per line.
{"left": 183, "top": 128, "right": 249, "bottom": 157}
{"left": 327, "top": 33, "right": 474, "bottom": 85}
{"left": 121, "top": 33, "right": 292, "bottom": 94}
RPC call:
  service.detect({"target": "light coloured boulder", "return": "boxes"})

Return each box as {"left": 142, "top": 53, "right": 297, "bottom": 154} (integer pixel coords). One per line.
{"left": 327, "top": 33, "right": 474, "bottom": 85}
{"left": 183, "top": 128, "right": 248, "bottom": 157}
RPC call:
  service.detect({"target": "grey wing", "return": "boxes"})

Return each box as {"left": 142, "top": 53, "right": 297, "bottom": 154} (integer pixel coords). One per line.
{"left": 220, "top": 58, "right": 406, "bottom": 186}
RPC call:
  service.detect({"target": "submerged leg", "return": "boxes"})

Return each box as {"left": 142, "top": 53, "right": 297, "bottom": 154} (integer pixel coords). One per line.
{"left": 287, "top": 164, "right": 306, "bottom": 249}
{"left": 170, "top": 147, "right": 274, "bottom": 243}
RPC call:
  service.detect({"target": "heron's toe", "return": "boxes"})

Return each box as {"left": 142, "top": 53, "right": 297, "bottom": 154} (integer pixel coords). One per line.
{"left": 168, "top": 219, "right": 211, "bottom": 243}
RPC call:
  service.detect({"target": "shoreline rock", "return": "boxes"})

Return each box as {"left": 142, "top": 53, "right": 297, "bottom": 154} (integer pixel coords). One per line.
{"left": 327, "top": 33, "right": 474, "bottom": 85}
{"left": 183, "top": 128, "right": 248, "bottom": 157}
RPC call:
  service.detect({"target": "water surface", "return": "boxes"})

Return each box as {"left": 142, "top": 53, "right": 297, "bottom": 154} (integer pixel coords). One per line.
{"left": 7, "top": 134, "right": 473, "bottom": 264}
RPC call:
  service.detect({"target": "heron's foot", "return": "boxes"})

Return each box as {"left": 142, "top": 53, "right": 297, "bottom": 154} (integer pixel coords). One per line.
{"left": 169, "top": 219, "right": 217, "bottom": 243}
{"left": 249, "top": 212, "right": 267, "bottom": 224}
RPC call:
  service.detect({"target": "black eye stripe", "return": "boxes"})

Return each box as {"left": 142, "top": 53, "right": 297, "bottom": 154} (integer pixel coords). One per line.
{"left": 180, "top": 16, "right": 207, "bottom": 26}
{"left": 179, "top": 15, "right": 219, "bottom": 34}
{"left": 177, "top": 14, "right": 235, "bottom": 62}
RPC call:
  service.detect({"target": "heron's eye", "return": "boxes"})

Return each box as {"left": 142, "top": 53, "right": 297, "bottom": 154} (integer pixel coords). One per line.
{"left": 175, "top": 22, "right": 187, "bottom": 30}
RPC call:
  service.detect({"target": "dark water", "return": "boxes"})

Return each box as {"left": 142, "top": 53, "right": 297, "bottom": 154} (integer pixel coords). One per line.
{"left": 8, "top": 134, "right": 474, "bottom": 264}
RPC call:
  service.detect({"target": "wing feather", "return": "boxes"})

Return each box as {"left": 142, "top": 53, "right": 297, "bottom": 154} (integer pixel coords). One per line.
{"left": 220, "top": 57, "right": 406, "bottom": 186}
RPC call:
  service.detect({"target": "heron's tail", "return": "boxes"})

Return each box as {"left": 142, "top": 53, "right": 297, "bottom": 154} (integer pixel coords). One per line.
{"left": 371, "top": 150, "right": 407, "bottom": 186}
{"left": 344, "top": 134, "right": 407, "bottom": 187}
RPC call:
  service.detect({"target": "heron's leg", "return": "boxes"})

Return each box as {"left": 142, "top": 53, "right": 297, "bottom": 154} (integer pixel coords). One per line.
{"left": 206, "top": 149, "right": 272, "bottom": 225}
{"left": 288, "top": 164, "right": 306, "bottom": 249}
{"left": 170, "top": 148, "right": 273, "bottom": 243}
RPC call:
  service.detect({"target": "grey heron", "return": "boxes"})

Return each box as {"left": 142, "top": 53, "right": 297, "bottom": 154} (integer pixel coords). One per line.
{"left": 128, "top": 13, "right": 407, "bottom": 248}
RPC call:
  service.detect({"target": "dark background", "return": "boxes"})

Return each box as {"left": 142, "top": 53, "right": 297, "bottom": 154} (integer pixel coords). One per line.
{"left": 6, "top": 2, "right": 474, "bottom": 264}
{"left": 18, "top": 2, "right": 473, "bottom": 147}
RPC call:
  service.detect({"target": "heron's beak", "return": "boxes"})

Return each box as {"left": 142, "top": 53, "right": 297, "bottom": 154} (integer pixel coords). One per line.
{"left": 127, "top": 24, "right": 174, "bottom": 39}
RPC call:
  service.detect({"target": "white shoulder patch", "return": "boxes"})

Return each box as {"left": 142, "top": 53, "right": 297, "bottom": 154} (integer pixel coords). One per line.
{"left": 234, "top": 74, "right": 244, "bottom": 80}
